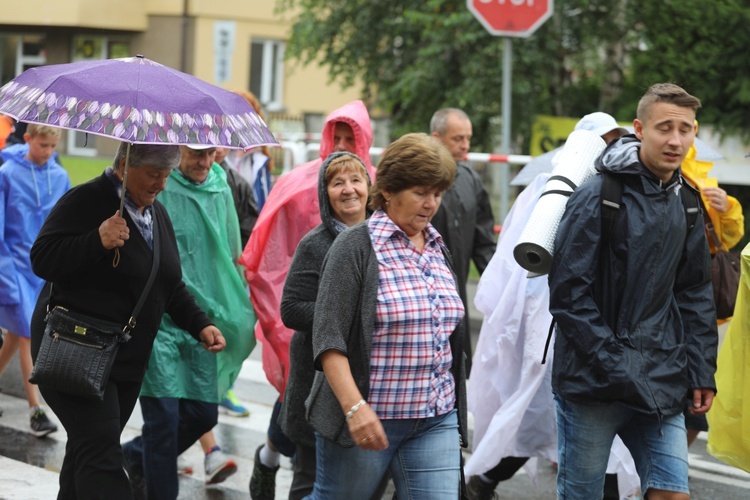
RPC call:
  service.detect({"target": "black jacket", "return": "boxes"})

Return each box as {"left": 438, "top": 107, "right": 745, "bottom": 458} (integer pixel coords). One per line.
{"left": 30, "top": 173, "right": 212, "bottom": 382}
{"left": 219, "top": 161, "right": 258, "bottom": 247}
{"left": 430, "top": 162, "right": 495, "bottom": 373}
{"left": 549, "top": 136, "right": 717, "bottom": 416}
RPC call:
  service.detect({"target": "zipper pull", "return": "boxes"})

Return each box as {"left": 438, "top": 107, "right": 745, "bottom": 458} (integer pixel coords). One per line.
{"left": 52, "top": 332, "right": 60, "bottom": 342}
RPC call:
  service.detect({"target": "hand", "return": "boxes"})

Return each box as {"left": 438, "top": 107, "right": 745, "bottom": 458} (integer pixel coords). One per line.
{"left": 99, "top": 210, "right": 130, "bottom": 250}
{"left": 702, "top": 187, "right": 730, "bottom": 213}
{"left": 688, "top": 387, "right": 715, "bottom": 415}
{"left": 347, "top": 403, "right": 388, "bottom": 451}
{"left": 199, "top": 326, "right": 226, "bottom": 353}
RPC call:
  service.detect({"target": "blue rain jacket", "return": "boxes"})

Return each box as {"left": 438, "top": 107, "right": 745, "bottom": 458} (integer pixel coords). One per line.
{"left": 0, "top": 143, "right": 70, "bottom": 337}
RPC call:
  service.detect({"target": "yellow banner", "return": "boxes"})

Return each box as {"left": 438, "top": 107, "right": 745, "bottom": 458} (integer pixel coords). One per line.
{"left": 530, "top": 115, "right": 631, "bottom": 156}
{"left": 530, "top": 115, "right": 579, "bottom": 156}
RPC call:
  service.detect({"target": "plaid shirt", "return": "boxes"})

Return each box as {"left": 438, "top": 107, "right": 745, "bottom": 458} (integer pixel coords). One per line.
{"left": 367, "top": 210, "right": 465, "bottom": 420}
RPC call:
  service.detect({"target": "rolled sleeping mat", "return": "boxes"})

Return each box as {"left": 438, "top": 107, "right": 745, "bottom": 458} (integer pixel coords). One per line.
{"left": 513, "top": 129, "right": 607, "bottom": 275}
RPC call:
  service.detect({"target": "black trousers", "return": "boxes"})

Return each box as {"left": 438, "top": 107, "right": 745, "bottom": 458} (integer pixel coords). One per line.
{"left": 40, "top": 378, "right": 142, "bottom": 500}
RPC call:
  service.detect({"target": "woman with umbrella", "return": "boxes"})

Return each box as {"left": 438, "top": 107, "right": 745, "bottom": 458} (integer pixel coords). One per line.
{"left": 29, "top": 142, "right": 226, "bottom": 499}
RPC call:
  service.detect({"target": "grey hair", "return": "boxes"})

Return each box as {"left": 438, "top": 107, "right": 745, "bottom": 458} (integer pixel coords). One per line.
{"left": 113, "top": 142, "right": 182, "bottom": 171}
{"left": 430, "top": 108, "right": 470, "bottom": 135}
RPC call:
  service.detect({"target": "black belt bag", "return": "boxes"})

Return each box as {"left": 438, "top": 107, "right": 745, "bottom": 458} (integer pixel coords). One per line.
{"left": 29, "top": 213, "right": 161, "bottom": 401}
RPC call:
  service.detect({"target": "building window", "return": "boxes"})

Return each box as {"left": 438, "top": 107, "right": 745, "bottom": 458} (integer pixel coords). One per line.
{"left": 250, "top": 39, "right": 285, "bottom": 112}
{"left": 68, "top": 36, "right": 130, "bottom": 156}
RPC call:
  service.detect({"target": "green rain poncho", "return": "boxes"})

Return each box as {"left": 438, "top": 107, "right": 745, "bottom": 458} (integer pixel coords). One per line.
{"left": 140, "top": 164, "right": 256, "bottom": 402}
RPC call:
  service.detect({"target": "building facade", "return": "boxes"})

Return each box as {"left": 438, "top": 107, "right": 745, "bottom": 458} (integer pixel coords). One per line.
{"left": 0, "top": 0, "right": 366, "bottom": 157}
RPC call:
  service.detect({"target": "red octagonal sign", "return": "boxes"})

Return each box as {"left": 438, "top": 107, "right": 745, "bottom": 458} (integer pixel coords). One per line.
{"left": 468, "top": 0, "right": 554, "bottom": 38}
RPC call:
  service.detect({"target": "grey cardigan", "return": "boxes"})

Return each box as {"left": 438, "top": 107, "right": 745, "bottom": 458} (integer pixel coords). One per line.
{"left": 305, "top": 221, "right": 468, "bottom": 448}
{"left": 280, "top": 151, "right": 371, "bottom": 447}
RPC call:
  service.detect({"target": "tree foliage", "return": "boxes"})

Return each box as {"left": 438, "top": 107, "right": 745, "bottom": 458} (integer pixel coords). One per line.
{"left": 278, "top": 0, "right": 750, "bottom": 151}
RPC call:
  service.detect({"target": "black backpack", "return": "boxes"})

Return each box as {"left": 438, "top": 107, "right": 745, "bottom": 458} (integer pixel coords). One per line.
{"left": 541, "top": 171, "right": 701, "bottom": 364}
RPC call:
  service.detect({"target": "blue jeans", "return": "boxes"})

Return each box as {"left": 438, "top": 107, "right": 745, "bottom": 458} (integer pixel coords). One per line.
{"left": 307, "top": 409, "right": 460, "bottom": 500}
{"left": 555, "top": 395, "right": 689, "bottom": 499}
{"left": 122, "top": 396, "right": 217, "bottom": 500}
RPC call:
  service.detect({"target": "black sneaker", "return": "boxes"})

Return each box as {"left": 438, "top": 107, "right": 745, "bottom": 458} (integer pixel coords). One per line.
{"left": 249, "top": 444, "right": 279, "bottom": 500}
{"left": 29, "top": 408, "right": 57, "bottom": 437}
{"left": 466, "top": 475, "right": 499, "bottom": 500}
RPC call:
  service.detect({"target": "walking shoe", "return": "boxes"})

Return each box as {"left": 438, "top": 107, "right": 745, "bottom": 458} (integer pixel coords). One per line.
{"left": 219, "top": 389, "right": 250, "bottom": 417}
{"left": 29, "top": 408, "right": 57, "bottom": 437}
{"left": 466, "top": 475, "right": 499, "bottom": 500}
{"left": 122, "top": 452, "right": 147, "bottom": 500}
{"left": 204, "top": 447, "right": 238, "bottom": 485}
{"left": 249, "top": 445, "right": 279, "bottom": 500}
{"left": 178, "top": 455, "right": 194, "bottom": 475}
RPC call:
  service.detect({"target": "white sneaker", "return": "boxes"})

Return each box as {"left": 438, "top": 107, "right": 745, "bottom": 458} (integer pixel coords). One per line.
{"left": 177, "top": 455, "right": 193, "bottom": 475}
{"left": 204, "top": 448, "right": 237, "bottom": 485}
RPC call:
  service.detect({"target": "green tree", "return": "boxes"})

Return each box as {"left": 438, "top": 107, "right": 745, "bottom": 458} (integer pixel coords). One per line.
{"left": 278, "top": 0, "right": 750, "bottom": 150}
{"left": 629, "top": 0, "right": 750, "bottom": 138}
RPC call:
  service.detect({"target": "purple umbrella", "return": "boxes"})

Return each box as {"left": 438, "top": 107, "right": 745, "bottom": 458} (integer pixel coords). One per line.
{"left": 0, "top": 55, "right": 277, "bottom": 150}
{"left": 0, "top": 55, "right": 278, "bottom": 266}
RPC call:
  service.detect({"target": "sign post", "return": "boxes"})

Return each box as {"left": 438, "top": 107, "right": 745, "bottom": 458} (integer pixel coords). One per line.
{"left": 467, "top": 0, "right": 554, "bottom": 219}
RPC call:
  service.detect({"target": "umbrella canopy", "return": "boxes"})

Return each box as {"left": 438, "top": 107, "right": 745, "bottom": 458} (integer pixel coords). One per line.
{"left": 512, "top": 133, "right": 724, "bottom": 187}
{"left": 0, "top": 55, "right": 277, "bottom": 150}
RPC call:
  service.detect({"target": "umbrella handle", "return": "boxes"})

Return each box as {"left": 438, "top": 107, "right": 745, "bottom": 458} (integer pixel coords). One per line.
{"left": 113, "top": 143, "right": 132, "bottom": 268}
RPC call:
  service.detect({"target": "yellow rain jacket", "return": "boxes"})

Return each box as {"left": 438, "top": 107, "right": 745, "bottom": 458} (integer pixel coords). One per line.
{"left": 707, "top": 243, "right": 750, "bottom": 472}
{"left": 681, "top": 143, "right": 744, "bottom": 254}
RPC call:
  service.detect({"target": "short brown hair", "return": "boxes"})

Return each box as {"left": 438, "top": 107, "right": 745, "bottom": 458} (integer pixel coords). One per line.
{"left": 325, "top": 154, "right": 368, "bottom": 185}
{"left": 26, "top": 124, "right": 61, "bottom": 138}
{"left": 369, "top": 133, "right": 456, "bottom": 211}
{"left": 636, "top": 83, "right": 701, "bottom": 124}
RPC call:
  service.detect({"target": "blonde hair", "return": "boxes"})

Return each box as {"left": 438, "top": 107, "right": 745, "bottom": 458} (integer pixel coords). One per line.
{"left": 26, "top": 124, "right": 61, "bottom": 138}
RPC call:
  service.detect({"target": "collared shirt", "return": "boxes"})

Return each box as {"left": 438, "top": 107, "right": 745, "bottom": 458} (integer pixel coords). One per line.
{"left": 105, "top": 167, "right": 154, "bottom": 248}
{"left": 367, "top": 209, "right": 464, "bottom": 420}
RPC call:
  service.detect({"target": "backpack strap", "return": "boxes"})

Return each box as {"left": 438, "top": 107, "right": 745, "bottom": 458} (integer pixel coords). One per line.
{"left": 542, "top": 172, "right": 622, "bottom": 365}
{"left": 680, "top": 179, "right": 701, "bottom": 231}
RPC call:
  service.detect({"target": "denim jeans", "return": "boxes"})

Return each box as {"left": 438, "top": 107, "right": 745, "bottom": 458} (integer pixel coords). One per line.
{"left": 307, "top": 409, "right": 460, "bottom": 500}
{"left": 555, "top": 395, "right": 689, "bottom": 499}
{"left": 122, "top": 396, "right": 217, "bottom": 500}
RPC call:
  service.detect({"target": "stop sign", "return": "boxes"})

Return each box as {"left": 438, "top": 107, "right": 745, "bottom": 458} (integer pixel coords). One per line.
{"left": 468, "top": 0, "right": 554, "bottom": 38}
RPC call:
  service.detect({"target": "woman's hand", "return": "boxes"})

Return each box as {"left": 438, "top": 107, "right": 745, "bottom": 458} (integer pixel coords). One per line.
{"left": 199, "top": 326, "right": 226, "bottom": 353}
{"left": 702, "top": 187, "right": 730, "bottom": 213}
{"left": 347, "top": 403, "right": 388, "bottom": 451}
{"left": 99, "top": 211, "right": 130, "bottom": 249}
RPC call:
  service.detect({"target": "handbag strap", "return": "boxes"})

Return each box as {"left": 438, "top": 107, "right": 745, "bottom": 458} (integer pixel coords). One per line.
{"left": 698, "top": 195, "right": 726, "bottom": 252}
{"left": 125, "top": 212, "right": 161, "bottom": 333}
{"left": 48, "top": 210, "right": 161, "bottom": 338}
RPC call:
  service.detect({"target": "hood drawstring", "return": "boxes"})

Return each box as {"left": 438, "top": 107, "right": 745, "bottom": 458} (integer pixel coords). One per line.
{"left": 30, "top": 163, "right": 41, "bottom": 207}
{"left": 29, "top": 161, "right": 52, "bottom": 208}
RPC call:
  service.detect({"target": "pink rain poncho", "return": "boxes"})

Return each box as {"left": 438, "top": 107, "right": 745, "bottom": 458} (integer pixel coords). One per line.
{"left": 239, "top": 100, "right": 374, "bottom": 395}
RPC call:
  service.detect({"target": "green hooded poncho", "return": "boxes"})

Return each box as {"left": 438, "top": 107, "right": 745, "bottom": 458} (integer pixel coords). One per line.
{"left": 140, "top": 163, "right": 256, "bottom": 402}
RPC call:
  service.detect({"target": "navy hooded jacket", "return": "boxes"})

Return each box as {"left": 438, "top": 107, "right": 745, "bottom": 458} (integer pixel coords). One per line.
{"left": 548, "top": 135, "right": 718, "bottom": 416}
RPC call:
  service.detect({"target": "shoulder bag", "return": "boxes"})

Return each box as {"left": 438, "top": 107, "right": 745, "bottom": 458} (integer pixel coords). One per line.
{"left": 29, "top": 215, "right": 161, "bottom": 401}
{"left": 702, "top": 202, "right": 740, "bottom": 320}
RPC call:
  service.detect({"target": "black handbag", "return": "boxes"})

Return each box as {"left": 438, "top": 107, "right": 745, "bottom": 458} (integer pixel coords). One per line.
{"left": 701, "top": 202, "right": 740, "bottom": 320}
{"left": 29, "top": 215, "right": 161, "bottom": 401}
